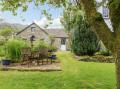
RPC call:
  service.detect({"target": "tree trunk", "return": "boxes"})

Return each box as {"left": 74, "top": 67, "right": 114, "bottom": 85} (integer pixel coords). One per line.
{"left": 116, "top": 26, "right": 120, "bottom": 89}
{"left": 116, "top": 44, "right": 120, "bottom": 89}
{"left": 81, "top": 0, "right": 120, "bottom": 88}
{"left": 81, "top": 0, "right": 115, "bottom": 52}
{"left": 116, "top": 56, "right": 120, "bottom": 89}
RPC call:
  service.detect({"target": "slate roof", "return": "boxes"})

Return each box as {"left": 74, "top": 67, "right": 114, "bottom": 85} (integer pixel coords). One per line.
{"left": 45, "top": 29, "right": 68, "bottom": 38}
{"left": 17, "top": 22, "right": 69, "bottom": 38}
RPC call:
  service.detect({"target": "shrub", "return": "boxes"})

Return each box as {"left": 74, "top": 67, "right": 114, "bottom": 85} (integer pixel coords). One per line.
{"left": 78, "top": 55, "right": 115, "bottom": 63}
{"left": 6, "top": 38, "right": 29, "bottom": 61}
{"left": 0, "top": 39, "right": 5, "bottom": 45}
{"left": 71, "top": 16, "right": 99, "bottom": 56}
{"left": 0, "top": 27, "right": 14, "bottom": 40}
{"left": 33, "top": 40, "right": 48, "bottom": 51}
{"left": 0, "top": 46, "right": 5, "bottom": 57}
{"left": 48, "top": 45, "right": 57, "bottom": 52}
{"left": 99, "top": 50, "right": 112, "bottom": 56}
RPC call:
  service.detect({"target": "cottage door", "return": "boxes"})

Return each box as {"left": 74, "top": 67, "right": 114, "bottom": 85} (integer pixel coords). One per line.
{"left": 60, "top": 38, "right": 66, "bottom": 51}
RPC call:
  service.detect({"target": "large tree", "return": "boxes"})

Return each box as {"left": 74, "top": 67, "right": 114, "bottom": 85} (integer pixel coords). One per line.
{"left": 80, "top": 0, "right": 120, "bottom": 89}
{"left": 1, "top": 0, "right": 120, "bottom": 88}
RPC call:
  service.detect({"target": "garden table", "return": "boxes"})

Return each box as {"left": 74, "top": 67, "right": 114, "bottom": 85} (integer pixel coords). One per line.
{"left": 21, "top": 48, "right": 56, "bottom": 67}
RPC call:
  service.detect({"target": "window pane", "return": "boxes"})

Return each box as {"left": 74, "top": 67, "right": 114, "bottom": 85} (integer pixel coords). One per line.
{"left": 103, "top": 6, "right": 109, "bottom": 18}
{"left": 31, "top": 27, "right": 36, "bottom": 32}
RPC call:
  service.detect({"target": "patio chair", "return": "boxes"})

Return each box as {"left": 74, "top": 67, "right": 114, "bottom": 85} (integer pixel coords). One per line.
{"left": 21, "top": 47, "right": 31, "bottom": 66}
{"left": 29, "top": 51, "right": 40, "bottom": 65}
{"left": 39, "top": 49, "right": 48, "bottom": 65}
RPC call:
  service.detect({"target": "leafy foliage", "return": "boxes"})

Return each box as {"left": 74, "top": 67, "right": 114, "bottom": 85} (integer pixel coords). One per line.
{"left": 71, "top": 15, "right": 99, "bottom": 56}
{"left": 0, "top": 27, "right": 14, "bottom": 39}
{"left": 6, "top": 38, "right": 29, "bottom": 60}
{"left": 61, "top": 3, "right": 84, "bottom": 33}
{"left": 0, "top": 39, "right": 5, "bottom": 46}
{"left": 48, "top": 45, "right": 57, "bottom": 52}
{"left": 33, "top": 39, "right": 58, "bottom": 52}
{"left": 0, "top": 0, "right": 66, "bottom": 17}
{"left": 33, "top": 40, "right": 48, "bottom": 51}
{"left": 0, "top": 46, "right": 5, "bottom": 57}
{"left": 99, "top": 50, "right": 112, "bottom": 56}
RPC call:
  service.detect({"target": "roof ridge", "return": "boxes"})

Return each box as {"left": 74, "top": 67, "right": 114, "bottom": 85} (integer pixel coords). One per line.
{"left": 17, "top": 22, "right": 49, "bottom": 35}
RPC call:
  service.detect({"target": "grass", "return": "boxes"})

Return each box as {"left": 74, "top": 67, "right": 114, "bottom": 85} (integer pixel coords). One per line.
{"left": 0, "top": 52, "right": 116, "bottom": 89}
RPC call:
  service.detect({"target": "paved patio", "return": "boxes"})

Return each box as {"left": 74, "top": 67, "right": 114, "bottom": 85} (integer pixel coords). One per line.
{"left": 0, "top": 61, "right": 61, "bottom": 72}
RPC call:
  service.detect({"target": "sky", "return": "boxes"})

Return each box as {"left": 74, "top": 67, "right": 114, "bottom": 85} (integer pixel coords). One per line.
{"left": 0, "top": 2, "right": 64, "bottom": 28}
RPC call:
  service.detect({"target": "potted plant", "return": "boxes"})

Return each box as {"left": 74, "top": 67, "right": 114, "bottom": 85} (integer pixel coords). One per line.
{"left": 1, "top": 41, "right": 11, "bottom": 66}
{"left": 1, "top": 56, "right": 11, "bottom": 66}
{"left": 0, "top": 28, "right": 14, "bottom": 66}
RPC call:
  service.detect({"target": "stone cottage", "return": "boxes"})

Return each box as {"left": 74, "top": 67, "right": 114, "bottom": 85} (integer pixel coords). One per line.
{"left": 17, "top": 22, "right": 69, "bottom": 51}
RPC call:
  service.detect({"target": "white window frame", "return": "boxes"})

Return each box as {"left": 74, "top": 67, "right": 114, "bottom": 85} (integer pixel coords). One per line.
{"left": 102, "top": 6, "right": 109, "bottom": 18}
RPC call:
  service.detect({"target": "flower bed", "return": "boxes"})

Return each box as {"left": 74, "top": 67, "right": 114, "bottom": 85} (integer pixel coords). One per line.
{"left": 75, "top": 55, "right": 115, "bottom": 63}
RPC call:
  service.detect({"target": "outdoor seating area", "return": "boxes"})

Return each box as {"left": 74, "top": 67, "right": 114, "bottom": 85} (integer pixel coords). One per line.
{"left": 21, "top": 47, "right": 57, "bottom": 67}
{"left": 0, "top": 46, "right": 61, "bottom": 71}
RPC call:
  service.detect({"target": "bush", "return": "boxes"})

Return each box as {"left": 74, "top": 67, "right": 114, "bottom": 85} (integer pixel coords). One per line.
{"left": 33, "top": 40, "right": 48, "bottom": 51}
{"left": 0, "top": 46, "right": 5, "bottom": 57}
{"left": 6, "top": 38, "right": 29, "bottom": 61}
{"left": 0, "top": 39, "right": 5, "bottom": 46}
{"left": 77, "top": 55, "right": 115, "bottom": 63}
{"left": 48, "top": 45, "right": 57, "bottom": 52}
{"left": 99, "top": 50, "right": 112, "bottom": 56}
{"left": 71, "top": 16, "right": 99, "bottom": 56}
{"left": 0, "top": 27, "right": 14, "bottom": 39}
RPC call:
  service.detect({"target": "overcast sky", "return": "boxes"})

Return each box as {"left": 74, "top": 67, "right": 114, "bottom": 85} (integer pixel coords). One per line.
{"left": 0, "top": 2, "right": 63, "bottom": 28}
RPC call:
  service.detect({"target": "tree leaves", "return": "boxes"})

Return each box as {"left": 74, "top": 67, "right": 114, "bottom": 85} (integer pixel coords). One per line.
{"left": 71, "top": 15, "right": 99, "bottom": 56}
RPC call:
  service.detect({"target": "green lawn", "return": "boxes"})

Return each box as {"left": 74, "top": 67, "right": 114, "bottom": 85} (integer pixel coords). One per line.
{"left": 0, "top": 52, "right": 116, "bottom": 89}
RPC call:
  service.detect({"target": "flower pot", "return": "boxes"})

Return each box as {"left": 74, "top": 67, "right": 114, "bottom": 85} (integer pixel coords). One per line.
{"left": 2, "top": 59, "right": 11, "bottom": 66}
{"left": 49, "top": 55, "right": 56, "bottom": 60}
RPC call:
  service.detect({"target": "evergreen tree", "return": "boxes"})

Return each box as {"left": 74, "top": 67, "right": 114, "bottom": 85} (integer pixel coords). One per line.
{"left": 71, "top": 16, "right": 99, "bottom": 56}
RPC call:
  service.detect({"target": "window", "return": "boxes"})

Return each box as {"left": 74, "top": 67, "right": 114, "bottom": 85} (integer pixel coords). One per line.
{"left": 103, "top": 6, "right": 109, "bottom": 18}
{"left": 31, "top": 27, "right": 36, "bottom": 32}
{"left": 61, "top": 38, "right": 66, "bottom": 45}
